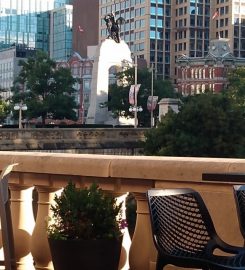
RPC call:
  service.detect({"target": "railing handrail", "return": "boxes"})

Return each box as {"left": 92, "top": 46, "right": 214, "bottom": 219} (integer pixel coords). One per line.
{"left": 0, "top": 151, "right": 244, "bottom": 182}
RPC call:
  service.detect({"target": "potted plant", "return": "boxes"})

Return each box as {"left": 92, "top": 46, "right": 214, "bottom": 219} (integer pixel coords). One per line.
{"left": 47, "top": 182, "right": 124, "bottom": 270}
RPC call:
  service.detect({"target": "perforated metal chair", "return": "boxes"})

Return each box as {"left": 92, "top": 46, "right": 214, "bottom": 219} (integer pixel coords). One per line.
{"left": 0, "top": 164, "right": 17, "bottom": 270}
{"left": 147, "top": 188, "right": 245, "bottom": 270}
{"left": 233, "top": 185, "right": 245, "bottom": 243}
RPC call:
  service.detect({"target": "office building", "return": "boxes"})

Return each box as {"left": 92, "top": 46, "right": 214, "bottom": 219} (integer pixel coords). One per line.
{"left": 211, "top": 0, "right": 245, "bottom": 58}
{"left": 0, "top": 0, "right": 72, "bottom": 54}
{"left": 0, "top": 44, "right": 36, "bottom": 100}
{"left": 97, "top": 0, "right": 211, "bottom": 80}
{"left": 99, "top": 0, "right": 170, "bottom": 79}
{"left": 0, "top": 0, "right": 74, "bottom": 95}
{"left": 50, "top": 5, "right": 73, "bottom": 61}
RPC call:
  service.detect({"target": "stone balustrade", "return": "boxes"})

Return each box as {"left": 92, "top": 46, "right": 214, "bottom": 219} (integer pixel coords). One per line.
{"left": 0, "top": 151, "right": 244, "bottom": 270}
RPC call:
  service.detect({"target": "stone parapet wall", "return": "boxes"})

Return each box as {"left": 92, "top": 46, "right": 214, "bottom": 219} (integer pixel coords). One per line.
{"left": 0, "top": 128, "right": 146, "bottom": 151}
{"left": 0, "top": 153, "right": 244, "bottom": 270}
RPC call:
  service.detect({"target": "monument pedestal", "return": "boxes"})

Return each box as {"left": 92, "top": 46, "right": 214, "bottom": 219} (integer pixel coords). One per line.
{"left": 86, "top": 39, "right": 132, "bottom": 124}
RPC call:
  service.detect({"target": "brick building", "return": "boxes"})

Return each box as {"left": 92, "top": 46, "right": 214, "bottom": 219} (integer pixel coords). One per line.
{"left": 176, "top": 38, "right": 245, "bottom": 95}
{"left": 57, "top": 52, "right": 93, "bottom": 123}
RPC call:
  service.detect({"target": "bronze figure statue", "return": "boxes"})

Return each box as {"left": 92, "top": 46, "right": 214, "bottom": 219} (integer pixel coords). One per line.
{"left": 104, "top": 13, "right": 125, "bottom": 43}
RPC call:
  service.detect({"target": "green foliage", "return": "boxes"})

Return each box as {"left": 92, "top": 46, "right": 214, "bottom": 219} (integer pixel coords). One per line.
{"left": 0, "top": 88, "right": 11, "bottom": 124}
{"left": 0, "top": 98, "right": 10, "bottom": 124}
{"left": 11, "top": 51, "right": 78, "bottom": 124}
{"left": 106, "top": 68, "right": 177, "bottom": 126}
{"left": 226, "top": 67, "right": 245, "bottom": 108}
{"left": 144, "top": 92, "right": 245, "bottom": 158}
{"left": 47, "top": 182, "right": 123, "bottom": 240}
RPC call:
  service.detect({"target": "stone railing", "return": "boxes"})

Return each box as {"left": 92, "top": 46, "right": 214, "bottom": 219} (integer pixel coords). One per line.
{"left": 0, "top": 151, "right": 245, "bottom": 270}
{"left": 0, "top": 128, "right": 146, "bottom": 152}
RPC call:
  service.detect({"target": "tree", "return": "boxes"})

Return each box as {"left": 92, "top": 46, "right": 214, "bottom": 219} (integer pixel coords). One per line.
{"left": 105, "top": 68, "right": 178, "bottom": 126}
{"left": 143, "top": 92, "right": 245, "bottom": 158}
{"left": 11, "top": 51, "right": 78, "bottom": 124}
{"left": 226, "top": 67, "right": 245, "bottom": 108}
{"left": 0, "top": 98, "right": 10, "bottom": 124}
{"left": 0, "top": 87, "right": 11, "bottom": 124}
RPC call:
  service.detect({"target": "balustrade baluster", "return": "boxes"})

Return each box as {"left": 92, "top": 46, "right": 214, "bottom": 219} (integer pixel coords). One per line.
{"left": 9, "top": 184, "right": 35, "bottom": 270}
{"left": 31, "top": 186, "right": 61, "bottom": 270}
{"left": 129, "top": 193, "right": 156, "bottom": 270}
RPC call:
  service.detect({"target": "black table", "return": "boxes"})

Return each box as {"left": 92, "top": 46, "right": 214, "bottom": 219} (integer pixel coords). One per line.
{"left": 202, "top": 173, "right": 245, "bottom": 182}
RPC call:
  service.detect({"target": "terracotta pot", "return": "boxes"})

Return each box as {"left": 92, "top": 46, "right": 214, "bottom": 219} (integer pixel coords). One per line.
{"left": 48, "top": 236, "right": 122, "bottom": 270}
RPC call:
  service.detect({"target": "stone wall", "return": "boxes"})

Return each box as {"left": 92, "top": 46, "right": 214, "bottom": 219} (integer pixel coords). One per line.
{"left": 0, "top": 128, "right": 147, "bottom": 152}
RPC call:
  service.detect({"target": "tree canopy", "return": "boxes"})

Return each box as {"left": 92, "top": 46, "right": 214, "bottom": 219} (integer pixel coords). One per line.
{"left": 226, "top": 67, "right": 245, "bottom": 108}
{"left": 105, "top": 67, "right": 178, "bottom": 126}
{"left": 0, "top": 97, "right": 10, "bottom": 124}
{"left": 11, "top": 51, "right": 78, "bottom": 124}
{"left": 143, "top": 92, "right": 245, "bottom": 158}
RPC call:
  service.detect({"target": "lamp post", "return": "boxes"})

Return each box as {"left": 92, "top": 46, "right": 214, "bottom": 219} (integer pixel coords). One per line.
{"left": 129, "top": 106, "right": 143, "bottom": 113}
{"left": 150, "top": 63, "right": 154, "bottom": 128}
{"left": 14, "top": 103, "right": 27, "bottom": 129}
{"left": 122, "top": 56, "right": 140, "bottom": 128}
{"left": 129, "top": 105, "right": 143, "bottom": 126}
{"left": 133, "top": 56, "right": 138, "bottom": 128}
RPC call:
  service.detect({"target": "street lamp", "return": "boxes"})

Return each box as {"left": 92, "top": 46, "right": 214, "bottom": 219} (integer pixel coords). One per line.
{"left": 122, "top": 56, "right": 140, "bottom": 128}
{"left": 129, "top": 106, "right": 143, "bottom": 113}
{"left": 150, "top": 63, "right": 154, "bottom": 128}
{"left": 14, "top": 103, "right": 27, "bottom": 129}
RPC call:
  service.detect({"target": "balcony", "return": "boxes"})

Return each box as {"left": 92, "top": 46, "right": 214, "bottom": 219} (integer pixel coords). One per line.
{"left": 0, "top": 151, "right": 244, "bottom": 270}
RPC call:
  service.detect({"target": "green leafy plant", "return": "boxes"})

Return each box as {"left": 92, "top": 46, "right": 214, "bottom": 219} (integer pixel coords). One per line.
{"left": 47, "top": 182, "right": 123, "bottom": 240}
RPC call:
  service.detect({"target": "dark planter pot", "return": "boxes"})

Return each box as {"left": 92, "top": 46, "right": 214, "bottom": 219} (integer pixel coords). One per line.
{"left": 48, "top": 237, "right": 122, "bottom": 270}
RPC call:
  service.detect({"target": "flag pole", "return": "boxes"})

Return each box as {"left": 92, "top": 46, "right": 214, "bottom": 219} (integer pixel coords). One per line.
{"left": 212, "top": 9, "right": 220, "bottom": 39}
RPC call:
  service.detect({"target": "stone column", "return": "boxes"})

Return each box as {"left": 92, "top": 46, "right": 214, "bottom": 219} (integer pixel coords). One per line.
{"left": 129, "top": 193, "right": 156, "bottom": 270}
{"left": 9, "top": 184, "right": 35, "bottom": 270}
{"left": 31, "top": 186, "right": 61, "bottom": 270}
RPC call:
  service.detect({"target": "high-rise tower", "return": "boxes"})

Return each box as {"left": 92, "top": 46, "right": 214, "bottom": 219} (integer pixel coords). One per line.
{"left": 0, "top": 0, "right": 72, "bottom": 53}
{"left": 98, "top": 0, "right": 211, "bottom": 81}
{"left": 99, "top": 0, "right": 171, "bottom": 79}
{"left": 211, "top": 0, "right": 245, "bottom": 58}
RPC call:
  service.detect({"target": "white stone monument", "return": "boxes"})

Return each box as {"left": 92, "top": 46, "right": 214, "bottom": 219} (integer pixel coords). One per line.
{"left": 86, "top": 39, "right": 132, "bottom": 124}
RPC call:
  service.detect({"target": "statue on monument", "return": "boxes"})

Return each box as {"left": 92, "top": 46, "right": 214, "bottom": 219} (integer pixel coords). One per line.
{"left": 104, "top": 13, "right": 125, "bottom": 43}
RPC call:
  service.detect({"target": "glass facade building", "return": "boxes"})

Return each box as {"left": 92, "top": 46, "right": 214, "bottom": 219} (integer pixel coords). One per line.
{"left": 54, "top": 0, "right": 73, "bottom": 8}
{"left": 50, "top": 5, "right": 73, "bottom": 61}
{"left": 0, "top": 0, "right": 72, "bottom": 57}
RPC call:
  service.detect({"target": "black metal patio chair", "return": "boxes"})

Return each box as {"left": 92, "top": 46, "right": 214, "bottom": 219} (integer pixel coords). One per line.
{"left": 233, "top": 185, "right": 245, "bottom": 244}
{"left": 0, "top": 164, "right": 18, "bottom": 270}
{"left": 147, "top": 188, "right": 245, "bottom": 270}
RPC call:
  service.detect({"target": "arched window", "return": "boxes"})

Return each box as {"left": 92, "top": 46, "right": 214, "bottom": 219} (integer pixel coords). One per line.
{"left": 83, "top": 63, "right": 93, "bottom": 75}
{"left": 203, "top": 69, "right": 206, "bottom": 78}
{"left": 199, "top": 69, "right": 202, "bottom": 78}
{"left": 71, "top": 62, "right": 80, "bottom": 76}
{"left": 191, "top": 68, "right": 194, "bottom": 78}
{"left": 194, "top": 68, "right": 198, "bottom": 79}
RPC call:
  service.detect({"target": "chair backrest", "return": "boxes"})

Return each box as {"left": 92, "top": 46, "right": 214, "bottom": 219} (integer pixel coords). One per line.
{"left": 0, "top": 164, "right": 18, "bottom": 270}
{"left": 147, "top": 188, "right": 217, "bottom": 258}
{"left": 233, "top": 185, "right": 245, "bottom": 240}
